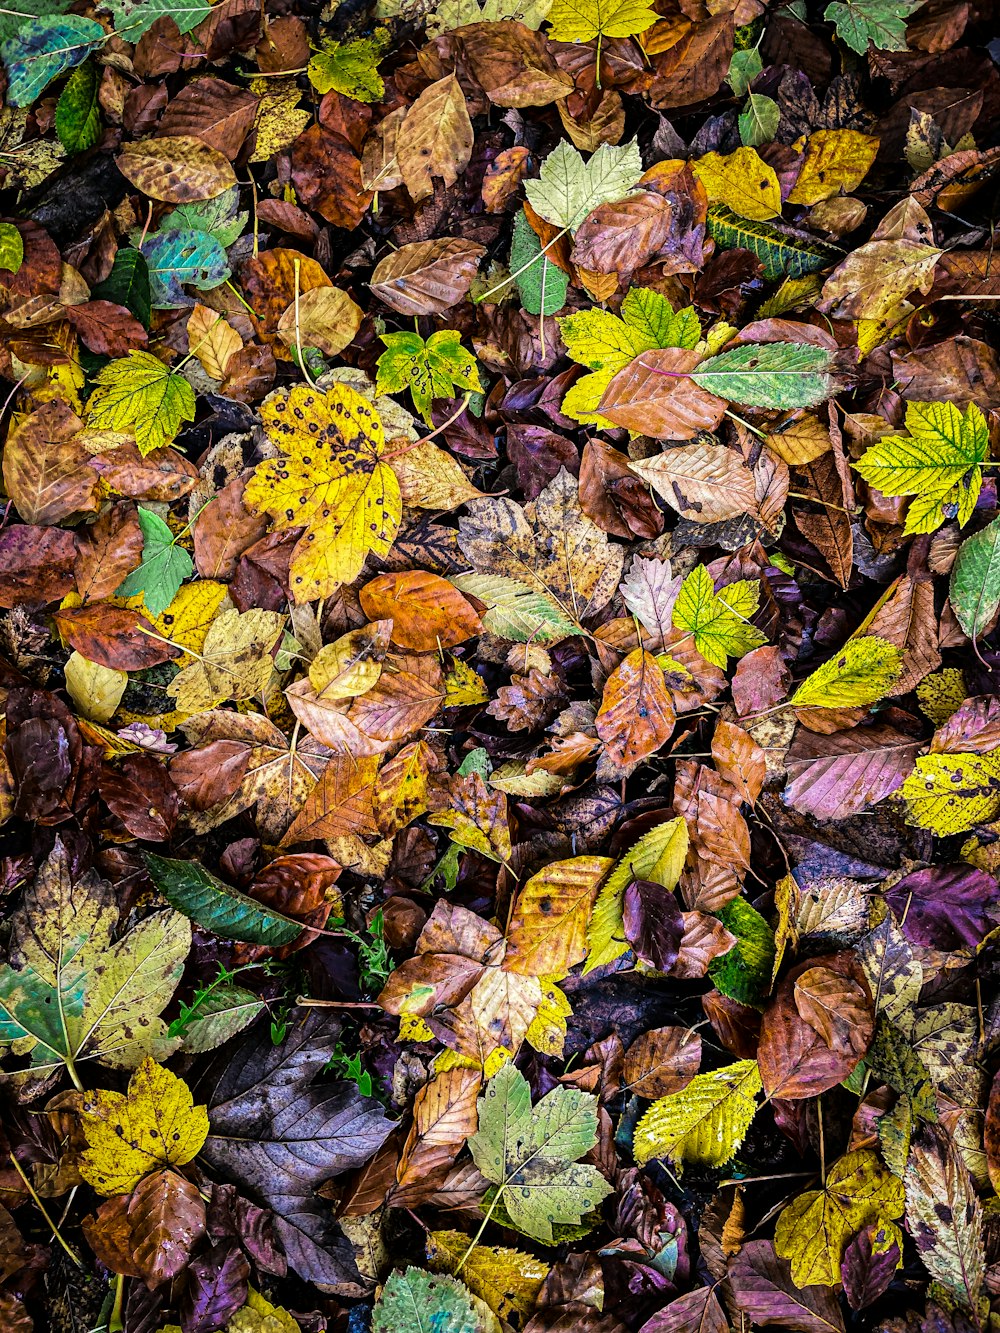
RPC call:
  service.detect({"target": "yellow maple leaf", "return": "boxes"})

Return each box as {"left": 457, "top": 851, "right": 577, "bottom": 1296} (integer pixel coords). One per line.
{"left": 546, "top": 0, "right": 657, "bottom": 44}
{"left": 774, "top": 1149, "right": 904, "bottom": 1287}
{"left": 245, "top": 383, "right": 401, "bottom": 603}
{"left": 167, "top": 608, "right": 286, "bottom": 713}
{"left": 78, "top": 1057, "right": 209, "bottom": 1196}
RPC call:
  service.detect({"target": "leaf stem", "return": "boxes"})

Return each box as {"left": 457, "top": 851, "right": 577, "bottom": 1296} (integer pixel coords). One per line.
{"left": 476, "top": 227, "right": 570, "bottom": 304}
{"left": 456, "top": 1186, "right": 505, "bottom": 1273}
{"left": 8, "top": 1154, "right": 84, "bottom": 1269}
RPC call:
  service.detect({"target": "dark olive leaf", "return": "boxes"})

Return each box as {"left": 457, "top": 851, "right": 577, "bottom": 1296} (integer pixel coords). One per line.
{"left": 143, "top": 853, "right": 304, "bottom": 946}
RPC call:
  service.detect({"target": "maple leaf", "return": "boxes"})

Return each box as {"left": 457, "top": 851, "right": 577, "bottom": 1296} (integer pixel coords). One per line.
{"left": 79, "top": 1057, "right": 209, "bottom": 1195}
{"left": 244, "top": 383, "right": 402, "bottom": 603}
{"left": 167, "top": 608, "right": 285, "bottom": 713}
{"left": 468, "top": 1062, "right": 612, "bottom": 1243}
{"left": 375, "top": 329, "right": 483, "bottom": 425}
{"left": 524, "top": 139, "right": 643, "bottom": 232}
{"left": 84, "top": 350, "right": 196, "bottom": 456}
{"left": 308, "top": 31, "right": 389, "bottom": 103}
{"left": 546, "top": 0, "right": 657, "bottom": 46}
{"left": 426, "top": 1230, "right": 549, "bottom": 1326}
{"left": 672, "top": 565, "right": 768, "bottom": 669}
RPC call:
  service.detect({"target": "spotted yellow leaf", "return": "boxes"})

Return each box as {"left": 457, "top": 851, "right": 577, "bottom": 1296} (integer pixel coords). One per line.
{"left": 900, "top": 751, "right": 1000, "bottom": 835}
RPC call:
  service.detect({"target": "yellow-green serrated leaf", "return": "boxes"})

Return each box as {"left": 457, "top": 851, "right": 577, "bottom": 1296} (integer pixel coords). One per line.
{"left": 585, "top": 816, "right": 688, "bottom": 972}
{"left": 791, "top": 635, "right": 903, "bottom": 709}
{"left": 672, "top": 565, "right": 767, "bottom": 669}
{"left": 85, "top": 350, "right": 196, "bottom": 455}
{"left": 633, "top": 1059, "right": 762, "bottom": 1170}
{"left": 900, "top": 752, "right": 1000, "bottom": 835}
{"left": 547, "top": 0, "right": 656, "bottom": 43}
{"left": 308, "top": 31, "right": 388, "bottom": 102}
{"left": 426, "top": 1231, "right": 549, "bottom": 1326}
{"left": 853, "top": 401, "right": 988, "bottom": 536}
{"left": 774, "top": 1148, "right": 904, "bottom": 1287}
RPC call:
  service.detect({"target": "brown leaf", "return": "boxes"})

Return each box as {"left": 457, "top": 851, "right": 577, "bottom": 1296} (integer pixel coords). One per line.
{"left": 67, "top": 300, "right": 149, "bottom": 357}
{"left": 90, "top": 443, "right": 199, "bottom": 503}
{"left": 127, "top": 1169, "right": 207, "bottom": 1288}
{"left": 3, "top": 400, "right": 99, "bottom": 525}
{"left": 0, "top": 524, "right": 78, "bottom": 607}
{"left": 396, "top": 76, "right": 474, "bottom": 203}
{"left": 631, "top": 439, "right": 758, "bottom": 525}
{"left": 53, "top": 606, "right": 181, "bottom": 671}
{"left": 596, "top": 648, "right": 676, "bottom": 767}
{"left": 571, "top": 191, "right": 676, "bottom": 277}
{"left": 579, "top": 439, "right": 664, "bottom": 540}
{"left": 359, "top": 571, "right": 481, "bottom": 651}
{"left": 624, "top": 1025, "right": 702, "bottom": 1098}
{"left": 169, "top": 739, "right": 251, "bottom": 812}
{"left": 728, "top": 1240, "right": 845, "bottom": 1333}
{"left": 290, "top": 125, "right": 373, "bottom": 229}
{"left": 892, "top": 335, "right": 1000, "bottom": 412}
{"left": 783, "top": 721, "right": 922, "bottom": 821}
{"left": 639, "top": 1287, "right": 728, "bottom": 1333}
{"left": 391, "top": 1067, "right": 482, "bottom": 1206}
{"left": 370, "top": 238, "right": 486, "bottom": 317}
{"left": 157, "top": 78, "right": 259, "bottom": 158}
{"left": 194, "top": 475, "right": 270, "bottom": 581}
{"left": 712, "top": 719, "right": 766, "bottom": 804}
{"left": 758, "top": 960, "right": 869, "bottom": 1100}
{"left": 459, "top": 20, "right": 573, "bottom": 107}
{"left": 599, "top": 349, "right": 727, "bottom": 439}
{"left": 76, "top": 503, "right": 145, "bottom": 602}
{"left": 82, "top": 1195, "right": 144, "bottom": 1278}
{"left": 281, "top": 753, "right": 381, "bottom": 846}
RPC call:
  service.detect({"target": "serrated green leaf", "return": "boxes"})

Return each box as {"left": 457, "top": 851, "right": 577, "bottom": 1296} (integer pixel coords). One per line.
{"left": 791, "top": 635, "right": 903, "bottom": 709}
{"left": 510, "top": 210, "right": 568, "bottom": 317}
{"left": 824, "top": 0, "right": 922, "bottom": 53}
{"left": 738, "top": 92, "right": 779, "bottom": 147}
{"left": 950, "top": 515, "right": 1000, "bottom": 642}
{"left": 162, "top": 187, "right": 247, "bottom": 249}
{"left": 524, "top": 139, "right": 643, "bottom": 232}
{"left": 585, "top": 816, "right": 688, "bottom": 972}
{"left": 672, "top": 565, "right": 767, "bottom": 669}
{"left": 372, "top": 1269, "right": 481, "bottom": 1333}
{"left": 84, "top": 350, "right": 195, "bottom": 455}
{"left": 0, "top": 0, "right": 70, "bottom": 44}
{"left": 0, "top": 222, "right": 23, "bottom": 274}
{"left": 450, "top": 574, "right": 582, "bottom": 643}
{"left": 308, "top": 31, "right": 388, "bottom": 103}
{"left": 55, "top": 59, "right": 100, "bottom": 154}
{"left": 691, "top": 342, "right": 835, "bottom": 409}
{"left": 468, "top": 1062, "right": 612, "bottom": 1243}
{"left": 706, "top": 204, "right": 841, "bottom": 280}
{"left": 1, "top": 16, "right": 104, "bottom": 107}
{"left": 853, "top": 401, "right": 989, "bottom": 537}
{"left": 633, "top": 1059, "right": 762, "bottom": 1170}
{"left": 91, "top": 247, "right": 151, "bottom": 327}
{"left": 114, "top": 507, "right": 193, "bottom": 617}
{"left": 708, "top": 898, "right": 775, "bottom": 1007}
{"left": 144, "top": 854, "right": 305, "bottom": 947}
{"left": 376, "top": 329, "right": 483, "bottom": 425}
{"left": 98, "top": 0, "right": 211, "bottom": 40}
{"left": 170, "top": 983, "right": 265, "bottom": 1053}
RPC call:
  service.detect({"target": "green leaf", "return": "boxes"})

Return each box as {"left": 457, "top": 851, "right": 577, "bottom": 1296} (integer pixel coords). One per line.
{"left": 450, "top": 574, "right": 583, "bottom": 643}
{"left": 0, "top": 0, "right": 70, "bottom": 44}
{"left": 161, "top": 187, "right": 247, "bottom": 249}
{"left": 84, "top": 350, "right": 195, "bottom": 455}
{"left": 585, "top": 816, "right": 688, "bottom": 972}
{"left": 372, "top": 1269, "right": 481, "bottom": 1333}
{"left": 950, "top": 515, "right": 1000, "bottom": 642}
{"left": 546, "top": 0, "right": 657, "bottom": 44}
{"left": 728, "top": 47, "right": 762, "bottom": 96}
{"left": 308, "top": 31, "right": 389, "bottom": 103}
{"left": 0, "top": 222, "right": 23, "bottom": 274}
{"left": 524, "top": 138, "right": 643, "bottom": 232}
{"left": 853, "top": 401, "right": 989, "bottom": 536}
{"left": 510, "top": 210, "right": 568, "bottom": 317}
{"left": 140, "top": 226, "right": 230, "bottom": 309}
{"left": 375, "top": 329, "right": 483, "bottom": 425}
{"left": 91, "top": 247, "right": 151, "bottom": 327}
{"left": 824, "top": 0, "right": 922, "bottom": 53}
{"left": 1, "top": 16, "right": 104, "bottom": 107}
{"left": 672, "top": 565, "right": 767, "bottom": 669}
{"left": 114, "top": 507, "right": 193, "bottom": 616}
{"left": 790, "top": 635, "right": 903, "bottom": 709}
{"left": 708, "top": 898, "right": 775, "bottom": 1007}
{"left": 143, "top": 854, "right": 305, "bottom": 947}
{"left": 468, "top": 1063, "right": 613, "bottom": 1243}
{"left": 169, "top": 982, "right": 265, "bottom": 1053}
{"left": 55, "top": 59, "right": 100, "bottom": 153}
{"left": 706, "top": 205, "right": 841, "bottom": 280}
{"left": 633, "top": 1059, "right": 762, "bottom": 1170}
{"left": 691, "top": 342, "right": 836, "bottom": 409}
{"left": 738, "top": 92, "right": 779, "bottom": 147}
{"left": 98, "top": 0, "right": 212, "bottom": 40}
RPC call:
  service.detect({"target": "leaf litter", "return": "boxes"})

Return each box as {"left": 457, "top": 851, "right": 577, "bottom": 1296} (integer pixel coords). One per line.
{"left": 1, "top": 0, "right": 1000, "bottom": 1331}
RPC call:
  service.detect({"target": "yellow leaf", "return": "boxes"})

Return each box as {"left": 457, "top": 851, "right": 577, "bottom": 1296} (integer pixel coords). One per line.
{"left": 79, "top": 1057, "right": 208, "bottom": 1196}
{"left": 121, "top": 580, "right": 229, "bottom": 665}
{"left": 245, "top": 383, "right": 401, "bottom": 603}
{"left": 443, "top": 656, "right": 489, "bottom": 706}
{"left": 388, "top": 437, "right": 483, "bottom": 510}
{"left": 505, "top": 857, "right": 613, "bottom": 978}
{"left": 917, "top": 668, "right": 967, "bottom": 725}
{"left": 84, "top": 350, "right": 196, "bottom": 456}
{"left": 788, "top": 130, "right": 880, "bottom": 205}
{"left": 546, "top": 0, "right": 657, "bottom": 43}
{"left": 308, "top": 621, "right": 391, "bottom": 699}
{"left": 228, "top": 1289, "right": 301, "bottom": 1333}
{"left": 167, "top": 608, "right": 285, "bottom": 713}
{"left": 585, "top": 816, "right": 688, "bottom": 972}
{"left": 64, "top": 651, "right": 127, "bottom": 724}
{"left": 187, "top": 304, "right": 243, "bottom": 380}
{"left": 633, "top": 1059, "right": 762, "bottom": 1170}
{"left": 692, "top": 147, "right": 782, "bottom": 221}
{"left": 900, "top": 752, "right": 1000, "bottom": 835}
{"left": 427, "top": 1230, "right": 549, "bottom": 1325}
{"left": 374, "top": 739, "right": 436, "bottom": 836}
{"left": 524, "top": 978, "right": 572, "bottom": 1055}
{"left": 774, "top": 1149, "right": 904, "bottom": 1287}
{"left": 276, "top": 286, "right": 364, "bottom": 360}
{"left": 248, "top": 78, "right": 311, "bottom": 164}
{"left": 790, "top": 635, "right": 902, "bottom": 709}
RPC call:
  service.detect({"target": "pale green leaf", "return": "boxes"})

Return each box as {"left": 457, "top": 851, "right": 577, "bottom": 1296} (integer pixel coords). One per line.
{"left": 824, "top": 0, "right": 922, "bottom": 52}
{"left": 524, "top": 139, "right": 643, "bottom": 232}
{"left": 690, "top": 342, "right": 836, "bottom": 409}
{"left": 372, "top": 1269, "right": 481, "bottom": 1333}
{"left": 450, "top": 574, "right": 582, "bottom": 644}
{"left": 738, "top": 92, "right": 780, "bottom": 147}
{"left": 950, "top": 515, "right": 1000, "bottom": 642}
{"left": 510, "top": 210, "right": 568, "bottom": 317}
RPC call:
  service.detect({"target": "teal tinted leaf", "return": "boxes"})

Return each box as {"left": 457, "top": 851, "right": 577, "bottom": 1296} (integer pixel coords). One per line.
{"left": 691, "top": 342, "right": 835, "bottom": 408}
{"left": 114, "top": 507, "right": 193, "bottom": 616}
{"left": 510, "top": 210, "right": 568, "bottom": 317}
{"left": 0, "top": 0, "right": 71, "bottom": 44}
{"left": 99, "top": 0, "right": 211, "bottom": 40}
{"left": 141, "top": 227, "right": 230, "bottom": 309}
{"left": 738, "top": 92, "right": 779, "bottom": 147}
{"left": 1, "top": 16, "right": 105, "bottom": 107}
{"left": 91, "top": 247, "right": 151, "bottom": 327}
{"left": 55, "top": 59, "right": 101, "bottom": 153}
{"left": 144, "top": 854, "right": 305, "bottom": 947}
{"left": 0, "top": 960, "right": 85, "bottom": 1066}
{"left": 950, "top": 515, "right": 1000, "bottom": 642}
{"left": 162, "top": 187, "right": 247, "bottom": 248}
{"left": 372, "top": 1269, "right": 480, "bottom": 1333}
{"left": 0, "top": 223, "right": 23, "bottom": 274}
{"left": 706, "top": 205, "right": 840, "bottom": 280}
